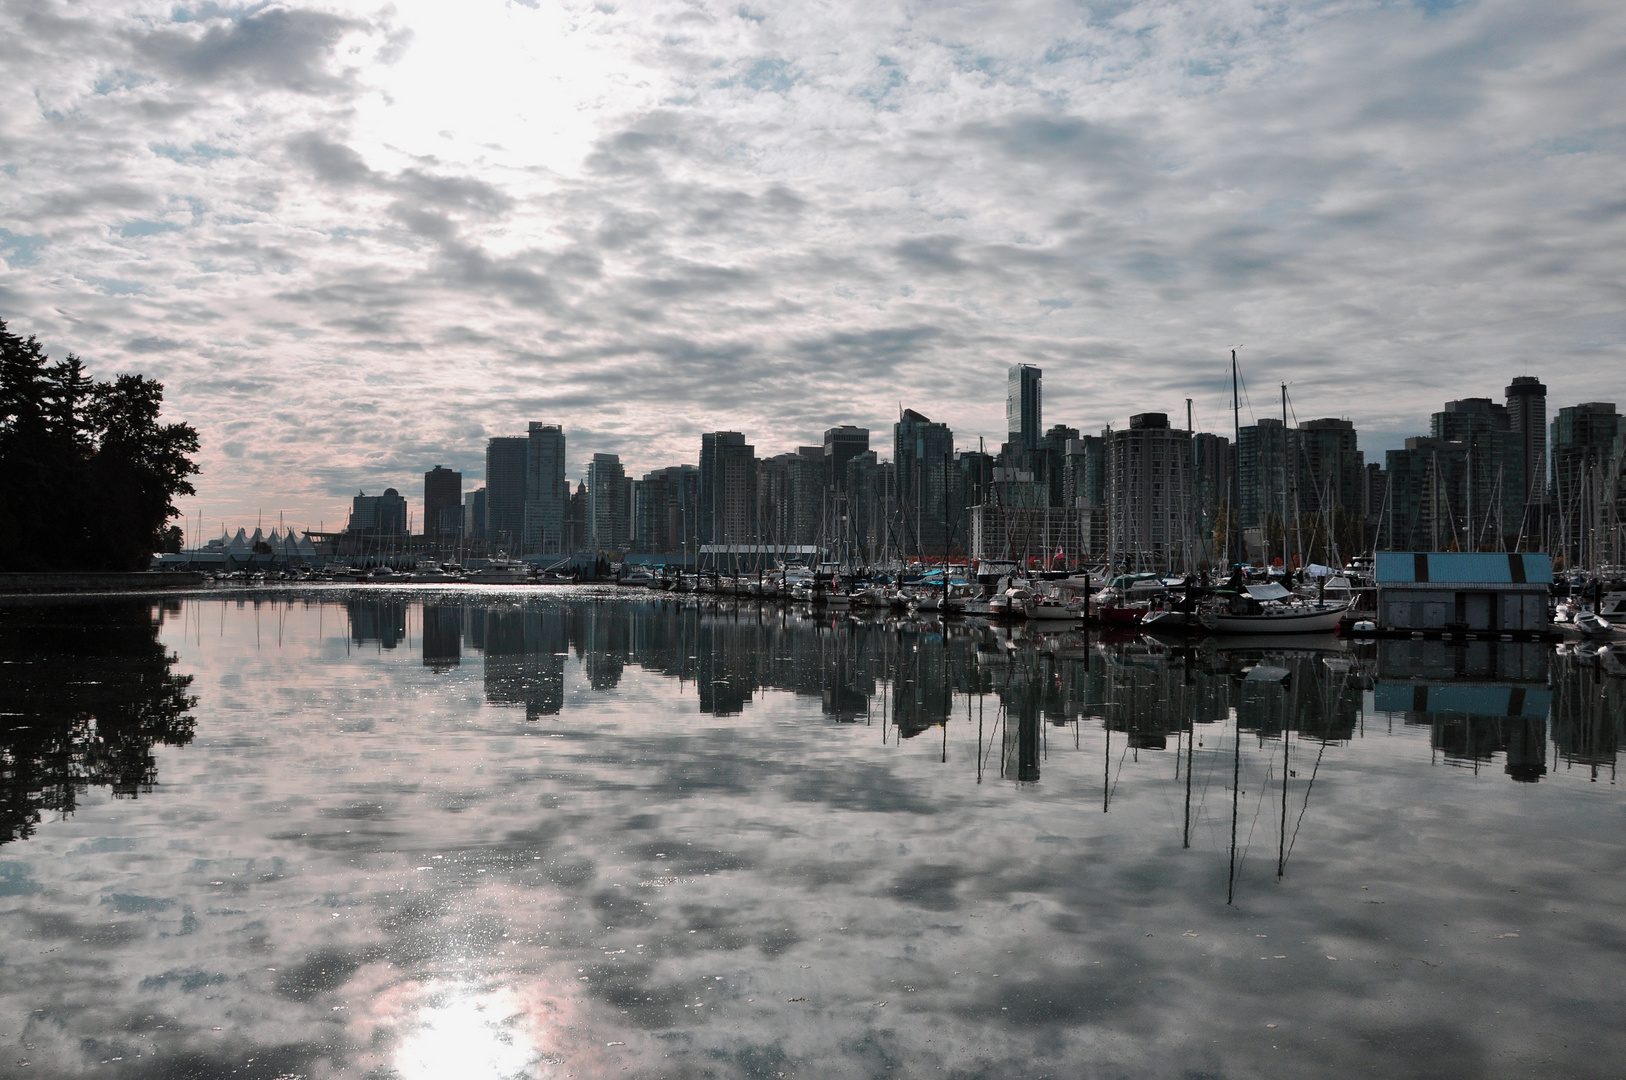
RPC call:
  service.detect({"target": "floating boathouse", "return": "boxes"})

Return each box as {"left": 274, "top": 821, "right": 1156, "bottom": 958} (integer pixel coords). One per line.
{"left": 1375, "top": 552, "right": 1552, "bottom": 636}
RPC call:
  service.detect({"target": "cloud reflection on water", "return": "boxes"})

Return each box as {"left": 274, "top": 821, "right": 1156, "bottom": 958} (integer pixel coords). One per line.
{"left": 0, "top": 590, "right": 1622, "bottom": 1079}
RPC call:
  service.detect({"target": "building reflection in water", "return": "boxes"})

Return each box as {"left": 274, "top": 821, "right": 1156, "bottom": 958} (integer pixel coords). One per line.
{"left": 1376, "top": 639, "right": 1552, "bottom": 781}
{"left": 348, "top": 596, "right": 408, "bottom": 650}
{"left": 329, "top": 596, "right": 1624, "bottom": 792}
{"left": 421, "top": 603, "right": 462, "bottom": 671}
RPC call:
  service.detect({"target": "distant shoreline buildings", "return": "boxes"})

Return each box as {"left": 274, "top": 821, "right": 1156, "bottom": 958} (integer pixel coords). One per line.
{"left": 316, "top": 367, "right": 1624, "bottom": 571}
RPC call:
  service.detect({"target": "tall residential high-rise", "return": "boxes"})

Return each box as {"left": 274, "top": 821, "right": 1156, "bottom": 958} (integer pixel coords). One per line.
{"left": 894, "top": 409, "right": 956, "bottom": 557}
{"left": 586, "top": 453, "right": 628, "bottom": 552}
{"left": 1295, "top": 418, "right": 1364, "bottom": 515}
{"left": 758, "top": 452, "right": 823, "bottom": 548}
{"left": 484, "top": 437, "right": 529, "bottom": 553}
{"left": 1235, "top": 418, "right": 1287, "bottom": 531}
{"left": 1105, "top": 413, "right": 1193, "bottom": 571}
{"left": 1432, "top": 399, "right": 1524, "bottom": 550}
{"left": 1190, "top": 432, "right": 1232, "bottom": 549}
{"left": 1505, "top": 376, "right": 1548, "bottom": 543}
{"left": 467, "top": 487, "right": 487, "bottom": 541}
{"left": 847, "top": 451, "right": 896, "bottom": 563}
{"left": 1006, "top": 364, "right": 1042, "bottom": 451}
{"left": 346, "top": 488, "right": 408, "bottom": 536}
{"left": 1550, "top": 401, "right": 1621, "bottom": 566}
{"left": 699, "top": 432, "right": 757, "bottom": 545}
{"left": 423, "top": 466, "right": 462, "bottom": 541}
{"left": 1063, "top": 435, "right": 1108, "bottom": 510}
{"left": 823, "top": 426, "right": 869, "bottom": 493}
{"left": 633, "top": 465, "right": 699, "bottom": 555}
{"left": 524, "top": 423, "right": 568, "bottom": 554}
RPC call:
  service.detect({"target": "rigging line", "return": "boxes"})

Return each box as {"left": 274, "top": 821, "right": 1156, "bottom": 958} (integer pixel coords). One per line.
{"left": 1285, "top": 701, "right": 1339, "bottom": 865}
{"left": 1108, "top": 718, "right": 1134, "bottom": 803}
{"left": 1235, "top": 753, "right": 1275, "bottom": 879}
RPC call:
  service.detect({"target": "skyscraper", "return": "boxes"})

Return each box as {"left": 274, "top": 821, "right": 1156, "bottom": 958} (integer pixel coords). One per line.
{"left": 524, "top": 423, "right": 567, "bottom": 554}
{"left": 586, "top": 453, "right": 628, "bottom": 552}
{"left": 633, "top": 465, "right": 699, "bottom": 555}
{"left": 1295, "top": 418, "right": 1364, "bottom": 515}
{"left": 1105, "top": 413, "right": 1193, "bottom": 571}
{"left": 1190, "top": 432, "right": 1232, "bottom": 548}
{"left": 822, "top": 425, "right": 869, "bottom": 493}
{"left": 1550, "top": 401, "right": 1621, "bottom": 566}
{"left": 1432, "top": 399, "right": 1524, "bottom": 550}
{"left": 467, "top": 487, "right": 487, "bottom": 541}
{"left": 346, "top": 488, "right": 408, "bottom": 536}
{"left": 423, "top": 465, "right": 462, "bottom": 541}
{"left": 894, "top": 409, "right": 955, "bottom": 557}
{"left": 1505, "top": 376, "right": 1547, "bottom": 544}
{"left": 484, "top": 437, "right": 528, "bottom": 552}
{"left": 699, "top": 432, "right": 757, "bottom": 545}
{"left": 1006, "top": 364, "right": 1042, "bottom": 451}
{"left": 1235, "top": 418, "right": 1286, "bottom": 531}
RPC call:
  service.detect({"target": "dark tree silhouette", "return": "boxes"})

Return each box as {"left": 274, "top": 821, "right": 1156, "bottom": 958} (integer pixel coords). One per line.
{"left": 0, "top": 317, "right": 200, "bottom": 571}
{"left": 0, "top": 599, "right": 196, "bottom": 845}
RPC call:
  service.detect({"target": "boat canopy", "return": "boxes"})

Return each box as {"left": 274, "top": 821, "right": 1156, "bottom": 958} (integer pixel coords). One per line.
{"left": 1246, "top": 582, "right": 1293, "bottom": 602}
{"left": 1108, "top": 573, "right": 1162, "bottom": 589}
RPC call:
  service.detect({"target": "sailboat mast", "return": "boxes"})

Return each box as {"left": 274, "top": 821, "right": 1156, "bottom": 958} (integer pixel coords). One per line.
{"left": 1231, "top": 351, "right": 1243, "bottom": 568}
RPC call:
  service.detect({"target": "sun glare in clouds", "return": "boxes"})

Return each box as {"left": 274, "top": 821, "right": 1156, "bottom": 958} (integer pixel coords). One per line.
{"left": 355, "top": 1, "right": 640, "bottom": 178}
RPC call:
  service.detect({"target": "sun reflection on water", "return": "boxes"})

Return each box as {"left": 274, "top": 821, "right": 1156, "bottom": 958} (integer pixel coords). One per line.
{"left": 375, "top": 980, "right": 573, "bottom": 1080}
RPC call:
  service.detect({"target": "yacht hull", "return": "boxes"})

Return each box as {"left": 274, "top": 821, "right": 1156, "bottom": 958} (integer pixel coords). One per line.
{"left": 1211, "top": 603, "right": 1349, "bottom": 635}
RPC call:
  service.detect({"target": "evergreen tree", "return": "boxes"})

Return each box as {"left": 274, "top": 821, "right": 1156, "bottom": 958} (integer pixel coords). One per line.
{"left": 0, "top": 318, "right": 200, "bottom": 571}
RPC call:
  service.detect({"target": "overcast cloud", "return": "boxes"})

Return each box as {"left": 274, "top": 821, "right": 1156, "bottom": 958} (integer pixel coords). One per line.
{"left": 1, "top": 0, "right": 1622, "bottom": 529}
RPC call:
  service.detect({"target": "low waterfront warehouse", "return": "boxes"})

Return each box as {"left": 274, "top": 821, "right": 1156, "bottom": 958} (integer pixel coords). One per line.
{"left": 1375, "top": 552, "right": 1551, "bottom": 635}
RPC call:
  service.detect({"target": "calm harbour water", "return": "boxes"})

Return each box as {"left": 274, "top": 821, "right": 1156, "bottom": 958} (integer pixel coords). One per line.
{"left": 1, "top": 588, "right": 1624, "bottom": 1080}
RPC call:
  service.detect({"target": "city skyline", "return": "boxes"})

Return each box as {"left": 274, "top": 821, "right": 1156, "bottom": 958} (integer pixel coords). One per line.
{"left": 2, "top": 0, "right": 1622, "bottom": 530}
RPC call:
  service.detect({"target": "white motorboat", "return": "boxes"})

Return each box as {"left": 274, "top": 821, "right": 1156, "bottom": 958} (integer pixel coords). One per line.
{"left": 1574, "top": 611, "right": 1612, "bottom": 638}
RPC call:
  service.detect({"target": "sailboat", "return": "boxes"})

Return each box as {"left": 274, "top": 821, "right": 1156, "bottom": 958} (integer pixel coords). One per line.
{"left": 1209, "top": 350, "right": 1350, "bottom": 635}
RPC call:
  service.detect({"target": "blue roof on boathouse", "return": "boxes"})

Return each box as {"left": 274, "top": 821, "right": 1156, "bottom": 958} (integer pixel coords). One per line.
{"left": 1375, "top": 552, "right": 1552, "bottom": 586}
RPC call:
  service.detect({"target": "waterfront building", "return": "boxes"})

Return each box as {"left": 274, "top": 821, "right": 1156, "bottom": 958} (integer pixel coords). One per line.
{"left": 1007, "top": 364, "right": 1042, "bottom": 452}
{"left": 565, "top": 481, "right": 588, "bottom": 552}
{"left": 1236, "top": 417, "right": 1287, "bottom": 532}
{"left": 633, "top": 465, "right": 699, "bottom": 556}
{"left": 699, "top": 432, "right": 757, "bottom": 546}
{"left": 823, "top": 426, "right": 869, "bottom": 493}
{"left": 1190, "top": 432, "right": 1232, "bottom": 551}
{"left": 969, "top": 461, "right": 1096, "bottom": 565}
{"left": 484, "top": 436, "right": 528, "bottom": 553}
{"left": 758, "top": 452, "right": 823, "bottom": 549}
{"left": 346, "top": 488, "right": 408, "bottom": 536}
{"left": 423, "top": 466, "right": 462, "bottom": 542}
{"left": 845, "top": 451, "right": 896, "bottom": 563}
{"left": 1106, "top": 413, "right": 1194, "bottom": 571}
{"left": 1374, "top": 552, "right": 1551, "bottom": 634}
{"left": 1550, "top": 401, "right": 1622, "bottom": 568}
{"left": 1033, "top": 424, "right": 1078, "bottom": 509}
{"left": 894, "top": 409, "right": 956, "bottom": 558}
{"left": 1384, "top": 423, "right": 1522, "bottom": 554}
{"left": 586, "top": 453, "right": 628, "bottom": 552}
{"left": 1296, "top": 418, "right": 1364, "bottom": 515}
{"left": 524, "top": 423, "right": 568, "bottom": 555}
{"left": 467, "top": 488, "right": 487, "bottom": 541}
{"left": 1505, "top": 376, "right": 1548, "bottom": 541}
{"left": 1063, "top": 435, "right": 1107, "bottom": 511}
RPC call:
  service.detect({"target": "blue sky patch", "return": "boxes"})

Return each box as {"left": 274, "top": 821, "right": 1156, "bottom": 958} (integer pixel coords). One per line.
{"left": 118, "top": 220, "right": 185, "bottom": 238}
{"left": 0, "top": 229, "right": 46, "bottom": 266}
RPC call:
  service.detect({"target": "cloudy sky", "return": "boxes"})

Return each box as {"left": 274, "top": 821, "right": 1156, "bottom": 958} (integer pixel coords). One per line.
{"left": 1, "top": 0, "right": 1622, "bottom": 531}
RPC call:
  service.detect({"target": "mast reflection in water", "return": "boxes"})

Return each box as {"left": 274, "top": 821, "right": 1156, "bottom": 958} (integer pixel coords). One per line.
{"left": 1, "top": 592, "right": 1623, "bottom": 1080}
